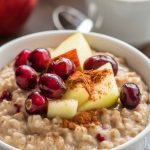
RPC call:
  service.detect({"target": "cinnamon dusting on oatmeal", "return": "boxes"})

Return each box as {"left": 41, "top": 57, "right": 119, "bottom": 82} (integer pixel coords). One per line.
{"left": 67, "top": 71, "right": 95, "bottom": 100}
{"left": 61, "top": 67, "right": 112, "bottom": 130}
{"left": 62, "top": 120, "right": 77, "bottom": 130}
{"left": 67, "top": 69, "right": 112, "bottom": 100}
{"left": 84, "top": 69, "right": 112, "bottom": 83}
{"left": 61, "top": 110, "right": 101, "bottom": 130}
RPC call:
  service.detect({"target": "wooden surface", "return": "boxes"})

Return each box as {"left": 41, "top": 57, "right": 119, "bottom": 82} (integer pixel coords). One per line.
{"left": 0, "top": 0, "right": 150, "bottom": 58}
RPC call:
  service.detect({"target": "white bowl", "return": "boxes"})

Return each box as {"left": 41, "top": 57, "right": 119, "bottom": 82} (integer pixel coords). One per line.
{"left": 0, "top": 30, "right": 149, "bottom": 150}
{"left": 86, "top": 0, "right": 150, "bottom": 47}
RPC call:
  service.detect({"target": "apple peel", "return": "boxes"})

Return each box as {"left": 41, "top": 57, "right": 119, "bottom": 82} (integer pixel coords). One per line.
{"left": 53, "top": 49, "right": 82, "bottom": 70}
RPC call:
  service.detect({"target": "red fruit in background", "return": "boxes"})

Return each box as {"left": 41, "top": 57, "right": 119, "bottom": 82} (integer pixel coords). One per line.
{"left": 0, "top": 0, "right": 37, "bottom": 36}
{"left": 14, "top": 49, "right": 31, "bottom": 70}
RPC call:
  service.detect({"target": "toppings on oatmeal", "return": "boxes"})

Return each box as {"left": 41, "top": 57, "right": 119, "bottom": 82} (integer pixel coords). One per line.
{"left": 62, "top": 110, "right": 101, "bottom": 129}
{"left": 14, "top": 49, "right": 31, "bottom": 70}
{"left": 13, "top": 33, "right": 142, "bottom": 119}
{"left": 0, "top": 33, "right": 149, "bottom": 150}
{"left": 63, "top": 71, "right": 94, "bottom": 106}
{"left": 25, "top": 91, "right": 47, "bottom": 114}
{"left": 120, "top": 83, "right": 141, "bottom": 109}
{"left": 96, "top": 133, "right": 105, "bottom": 142}
{"left": 47, "top": 99, "right": 78, "bottom": 119}
{"left": 47, "top": 57, "right": 76, "bottom": 80}
{"left": 27, "top": 48, "right": 51, "bottom": 72}
{"left": 0, "top": 90, "right": 12, "bottom": 101}
{"left": 13, "top": 33, "right": 120, "bottom": 117}
{"left": 53, "top": 33, "right": 92, "bottom": 70}
{"left": 15, "top": 65, "right": 38, "bottom": 90}
{"left": 53, "top": 49, "right": 81, "bottom": 70}
{"left": 78, "top": 63, "right": 119, "bottom": 111}
{"left": 38, "top": 73, "right": 66, "bottom": 99}
{"left": 72, "top": 110, "right": 100, "bottom": 125}
{"left": 84, "top": 55, "right": 118, "bottom": 76}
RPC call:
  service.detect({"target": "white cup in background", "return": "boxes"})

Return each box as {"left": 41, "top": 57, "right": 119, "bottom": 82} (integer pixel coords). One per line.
{"left": 86, "top": 0, "right": 150, "bottom": 47}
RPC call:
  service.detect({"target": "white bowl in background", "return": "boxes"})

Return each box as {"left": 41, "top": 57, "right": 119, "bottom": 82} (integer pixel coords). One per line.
{"left": 86, "top": 0, "right": 150, "bottom": 47}
{"left": 0, "top": 30, "right": 149, "bottom": 150}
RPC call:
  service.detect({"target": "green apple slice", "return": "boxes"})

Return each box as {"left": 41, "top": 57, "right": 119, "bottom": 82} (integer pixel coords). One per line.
{"left": 47, "top": 99, "right": 78, "bottom": 119}
{"left": 78, "top": 63, "right": 119, "bottom": 111}
{"left": 53, "top": 33, "right": 92, "bottom": 69}
{"left": 63, "top": 83, "right": 89, "bottom": 106}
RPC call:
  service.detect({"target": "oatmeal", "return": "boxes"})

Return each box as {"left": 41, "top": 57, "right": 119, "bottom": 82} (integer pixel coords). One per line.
{"left": 0, "top": 53, "right": 149, "bottom": 150}
{"left": 0, "top": 33, "right": 149, "bottom": 150}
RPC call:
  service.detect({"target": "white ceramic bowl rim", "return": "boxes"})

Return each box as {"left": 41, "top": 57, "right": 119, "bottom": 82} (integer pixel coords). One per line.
{"left": 0, "top": 30, "right": 149, "bottom": 150}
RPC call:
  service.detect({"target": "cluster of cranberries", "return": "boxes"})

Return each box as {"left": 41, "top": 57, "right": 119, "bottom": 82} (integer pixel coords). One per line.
{"left": 13, "top": 49, "right": 141, "bottom": 115}
{"left": 14, "top": 48, "right": 76, "bottom": 114}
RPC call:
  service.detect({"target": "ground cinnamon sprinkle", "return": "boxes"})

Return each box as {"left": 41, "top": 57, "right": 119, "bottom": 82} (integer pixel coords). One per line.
{"left": 84, "top": 69, "right": 112, "bottom": 83}
{"left": 62, "top": 120, "right": 77, "bottom": 130}
{"left": 67, "top": 69, "right": 112, "bottom": 101}
{"left": 67, "top": 71, "right": 95, "bottom": 100}
{"left": 62, "top": 67, "right": 112, "bottom": 130}
{"left": 61, "top": 110, "right": 101, "bottom": 130}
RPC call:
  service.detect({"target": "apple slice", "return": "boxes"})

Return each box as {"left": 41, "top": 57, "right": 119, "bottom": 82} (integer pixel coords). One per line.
{"left": 53, "top": 33, "right": 92, "bottom": 69}
{"left": 63, "top": 83, "right": 89, "bottom": 106}
{"left": 47, "top": 99, "right": 78, "bottom": 119}
{"left": 53, "top": 49, "right": 81, "bottom": 70}
{"left": 78, "top": 63, "right": 119, "bottom": 111}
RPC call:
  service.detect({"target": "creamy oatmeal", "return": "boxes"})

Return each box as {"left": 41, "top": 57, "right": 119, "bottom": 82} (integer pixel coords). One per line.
{"left": 0, "top": 33, "right": 149, "bottom": 150}
{"left": 0, "top": 52, "right": 149, "bottom": 150}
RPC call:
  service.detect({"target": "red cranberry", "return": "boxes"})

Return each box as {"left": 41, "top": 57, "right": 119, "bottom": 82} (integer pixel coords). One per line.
{"left": 39, "top": 73, "right": 66, "bottom": 99}
{"left": 84, "top": 55, "right": 118, "bottom": 76}
{"left": 96, "top": 133, "right": 105, "bottom": 142}
{"left": 27, "top": 48, "right": 51, "bottom": 72}
{"left": 25, "top": 91, "right": 47, "bottom": 114}
{"left": 120, "top": 83, "right": 140, "bottom": 109}
{"left": 14, "top": 49, "right": 31, "bottom": 70}
{"left": 0, "top": 90, "right": 12, "bottom": 101}
{"left": 14, "top": 104, "right": 22, "bottom": 113}
{"left": 47, "top": 57, "right": 76, "bottom": 80}
{"left": 15, "top": 65, "right": 38, "bottom": 90}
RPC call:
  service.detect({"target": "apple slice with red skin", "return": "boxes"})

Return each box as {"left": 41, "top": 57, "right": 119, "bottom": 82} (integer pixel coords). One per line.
{"left": 53, "top": 33, "right": 92, "bottom": 70}
{"left": 52, "top": 49, "right": 81, "bottom": 71}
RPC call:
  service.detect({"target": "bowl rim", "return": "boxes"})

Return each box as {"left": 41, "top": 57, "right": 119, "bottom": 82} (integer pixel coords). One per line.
{"left": 0, "top": 30, "right": 149, "bottom": 150}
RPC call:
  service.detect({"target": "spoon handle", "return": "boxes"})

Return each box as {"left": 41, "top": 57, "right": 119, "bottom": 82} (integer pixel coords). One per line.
{"left": 77, "top": 18, "right": 93, "bottom": 32}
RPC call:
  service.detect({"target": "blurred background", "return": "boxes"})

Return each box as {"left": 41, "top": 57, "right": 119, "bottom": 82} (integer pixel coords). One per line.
{"left": 0, "top": 0, "right": 86, "bottom": 44}
{"left": 0, "top": 0, "right": 150, "bottom": 58}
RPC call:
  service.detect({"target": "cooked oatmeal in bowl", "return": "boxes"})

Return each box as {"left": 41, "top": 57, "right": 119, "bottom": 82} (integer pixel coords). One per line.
{"left": 0, "top": 32, "right": 149, "bottom": 150}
